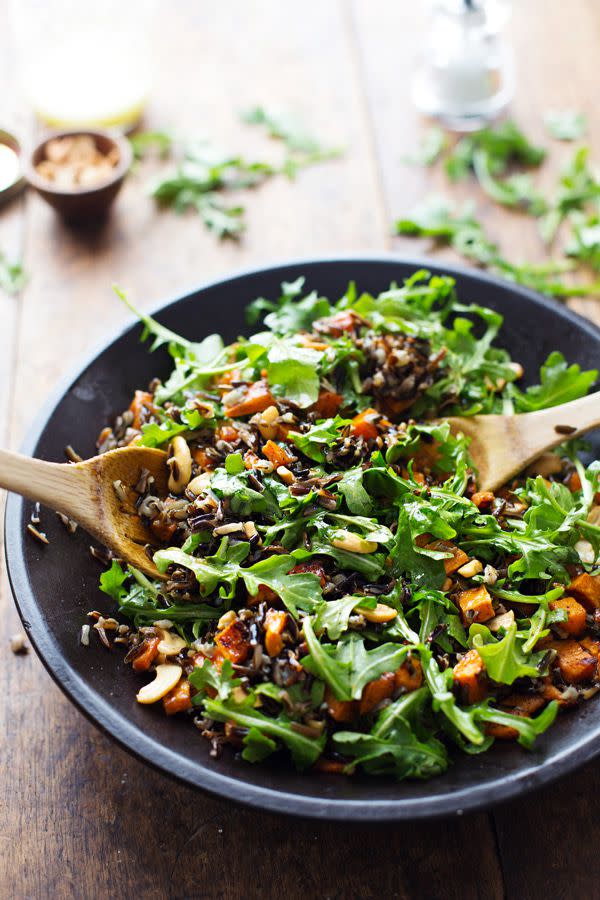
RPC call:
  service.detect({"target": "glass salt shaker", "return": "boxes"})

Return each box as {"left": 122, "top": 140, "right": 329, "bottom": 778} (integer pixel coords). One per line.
{"left": 412, "top": 0, "right": 515, "bottom": 131}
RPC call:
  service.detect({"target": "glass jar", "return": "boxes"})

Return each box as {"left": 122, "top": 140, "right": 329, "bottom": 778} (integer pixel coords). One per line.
{"left": 9, "top": 0, "right": 159, "bottom": 132}
{"left": 412, "top": 0, "right": 515, "bottom": 131}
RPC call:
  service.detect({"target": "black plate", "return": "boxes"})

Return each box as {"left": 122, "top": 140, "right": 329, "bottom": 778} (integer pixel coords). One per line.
{"left": 6, "top": 256, "right": 600, "bottom": 821}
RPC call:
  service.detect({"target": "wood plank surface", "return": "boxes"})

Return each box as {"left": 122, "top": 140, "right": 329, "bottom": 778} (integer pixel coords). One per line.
{"left": 1, "top": 1, "right": 599, "bottom": 898}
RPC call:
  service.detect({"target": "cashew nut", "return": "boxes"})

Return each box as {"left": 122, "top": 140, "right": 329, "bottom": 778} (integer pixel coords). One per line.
{"left": 187, "top": 472, "right": 212, "bottom": 496}
{"left": 331, "top": 530, "right": 378, "bottom": 554}
{"left": 355, "top": 602, "right": 397, "bottom": 623}
{"left": 155, "top": 627, "right": 188, "bottom": 656}
{"left": 457, "top": 559, "right": 483, "bottom": 578}
{"left": 136, "top": 664, "right": 182, "bottom": 704}
{"left": 168, "top": 436, "right": 192, "bottom": 493}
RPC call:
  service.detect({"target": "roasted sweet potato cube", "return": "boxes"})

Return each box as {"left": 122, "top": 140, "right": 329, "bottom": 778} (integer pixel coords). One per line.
{"left": 351, "top": 408, "right": 379, "bottom": 441}
{"left": 163, "top": 678, "right": 192, "bottom": 715}
{"left": 129, "top": 390, "right": 155, "bottom": 430}
{"left": 547, "top": 639, "right": 597, "bottom": 684}
{"left": 359, "top": 672, "right": 395, "bottom": 716}
{"left": 539, "top": 676, "right": 577, "bottom": 706}
{"left": 311, "top": 390, "right": 343, "bottom": 418}
{"left": 549, "top": 595, "right": 587, "bottom": 636}
{"left": 131, "top": 636, "right": 160, "bottom": 673}
{"left": 426, "top": 540, "right": 469, "bottom": 575}
{"left": 225, "top": 381, "right": 275, "bottom": 418}
{"left": 394, "top": 655, "right": 423, "bottom": 693}
{"left": 264, "top": 609, "right": 287, "bottom": 658}
{"left": 326, "top": 688, "right": 356, "bottom": 723}
{"left": 471, "top": 491, "right": 495, "bottom": 510}
{"left": 262, "top": 440, "right": 294, "bottom": 468}
{"left": 215, "top": 619, "right": 251, "bottom": 664}
{"left": 453, "top": 650, "right": 487, "bottom": 704}
{"left": 290, "top": 560, "right": 328, "bottom": 586}
{"left": 457, "top": 585, "right": 495, "bottom": 625}
{"left": 568, "top": 573, "right": 600, "bottom": 610}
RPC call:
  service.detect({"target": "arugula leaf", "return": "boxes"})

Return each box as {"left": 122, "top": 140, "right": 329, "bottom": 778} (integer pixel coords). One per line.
{"left": 302, "top": 619, "right": 409, "bottom": 701}
{"left": 539, "top": 147, "right": 600, "bottom": 244}
{"left": 290, "top": 416, "right": 351, "bottom": 463}
{"left": 544, "top": 110, "right": 587, "bottom": 142}
{"left": 468, "top": 622, "right": 549, "bottom": 684}
{"left": 508, "top": 351, "right": 597, "bottom": 411}
{"left": 403, "top": 127, "right": 448, "bottom": 167}
{"left": 241, "top": 105, "right": 337, "bottom": 156}
{"left": 473, "top": 700, "right": 558, "bottom": 749}
{"left": 99, "top": 560, "right": 129, "bottom": 602}
{"left": 333, "top": 692, "right": 449, "bottom": 780}
{"left": 391, "top": 508, "right": 445, "bottom": 590}
{"left": 154, "top": 543, "right": 322, "bottom": 616}
{"left": 130, "top": 130, "right": 173, "bottom": 160}
{"left": 0, "top": 251, "right": 26, "bottom": 295}
{"left": 421, "top": 649, "right": 486, "bottom": 745}
{"left": 313, "top": 595, "right": 376, "bottom": 640}
{"left": 203, "top": 693, "right": 326, "bottom": 769}
{"left": 189, "top": 658, "right": 241, "bottom": 701}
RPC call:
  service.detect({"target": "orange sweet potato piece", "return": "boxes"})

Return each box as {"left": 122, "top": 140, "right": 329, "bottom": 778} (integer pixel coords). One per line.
{"left": 351, "top": 408, "right": 379, "bottom": 441}
{"left": 453, "top": 650, "right": 487, "bottom": 705}
{"left": 215, "top": 619, "right": 251, "bottom": 664}
{"left": 314, "top": 758, "right": 348, "bottom": 774}
{"left": 313, "top": 310, "right": 358, "bottom": 336}
{"left": 163, "top": 678, "right": 192, "bottom": 715}
{"left": 150, "top": 519, "right": 178, "bottom": 542}
{"left": 359, "top": 672, "right": 395, "bottom": 716}
{"left": 262, "top": 440, "right": 294, "bottom": 468}
{"left": 425, "top": 540, "right": 469, "bottom": 575}
{"left": 547, "top": 639, "right": 596, "bottom": 683}
{"left": 471, "top": 491, "right": 495, "bottom": 510}
{"left": 394, "top": 655, "right": 423, "bottom": 693}
{"left": 539, "top": 677, "right": 576, "bottom": 706}
{"left": 264, "top": 609, "right": 287, "bottom": 658}
{"left": 457, "top": 585, "right": 495, "bottom": 626}
{"left": 132, "top": 636, "right": 160, "bottom": 673}
{"left": 568, "top": 573, "right": 600, "bottom": 610}
{"left": 225, "top": 381, "right": 275, "bottom": 418}
{"left": 191, "top": 447, "right": 215, "bottom": 470}
{"left": 567, "top": 471, "right": 582, "bottom": 492}
{"left": 549, "top": 595, "right": 587, "bottom": 636}
{"left": 217, "top": 424, "right": 240, "bottom": 443}
{"left": 326, "top": 688, "right": 356, "bottom": 723}
{"left": 311, "top": 390, "right": 344, "bottom": 418}
{"left": 248, "top": 583, "right": 279, "bottom": 606}
{"left": 129, "top": 390, "right": 155, "bottom": 430}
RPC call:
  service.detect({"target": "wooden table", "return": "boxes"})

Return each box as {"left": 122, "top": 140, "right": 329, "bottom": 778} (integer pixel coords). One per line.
{"left": 2, "top": 2, "right": 600, "bottom": 897}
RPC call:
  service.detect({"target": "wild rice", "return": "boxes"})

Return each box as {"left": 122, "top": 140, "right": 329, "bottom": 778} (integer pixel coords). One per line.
{"left": 27, "top": 524, "right": 49, "bottom": 545}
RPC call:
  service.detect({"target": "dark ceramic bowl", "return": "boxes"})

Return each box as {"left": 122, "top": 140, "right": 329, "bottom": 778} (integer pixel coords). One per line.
{"left": 25, "top": 129, "right": 132, "bottom": 223}
{"left": 6, "top": 257, "right": 600, "bottom": 821}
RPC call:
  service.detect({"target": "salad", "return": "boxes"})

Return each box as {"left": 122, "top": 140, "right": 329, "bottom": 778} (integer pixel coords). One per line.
{"left": 96, "top": 271, "right": 600, "bottom": 781}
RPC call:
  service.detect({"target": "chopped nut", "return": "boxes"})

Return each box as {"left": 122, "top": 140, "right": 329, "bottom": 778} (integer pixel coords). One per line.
{"left": 217, "top": 610, "right": 237, "bottom": 629}
{"left": 483, "top": 565, "right": 499, "bottom": 586}
{"left": 575, "top": 539, "right": 596, "bottom": 565}
{"left": 331, "top": 530, "right": 378, "bottom": 554}
{"left": 136, "top": 664, "right": 182, "bottom": 704}
{"left": 187, "top": 473, "right": 212, "bottom": 495}
{"left": 155, "top": 627, "right": 188, "bottom": 656}
{"left": 457, "top": 559, "right": 483, "bottom": 578}
{"left": 355, "top": 602, "right": 397, "bottom": 623}
{"left": 10, "top": 633, "right": 28, "bottom": 654}
{"left": 276, "top": 465, "right": 295, "bottom": 485}
{"left": 488, "top": 610, "right": 515, "bottom": 632}
{"left": 213, "top": 522, "right": 245, "bottom": 536}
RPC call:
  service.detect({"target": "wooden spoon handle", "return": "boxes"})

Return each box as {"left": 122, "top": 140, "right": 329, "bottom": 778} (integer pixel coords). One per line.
{"left": 0, "top": 448, "right": 89, "bottom": 521}
{"left": 520, "top": 391, "right": 600, "bottom": 456}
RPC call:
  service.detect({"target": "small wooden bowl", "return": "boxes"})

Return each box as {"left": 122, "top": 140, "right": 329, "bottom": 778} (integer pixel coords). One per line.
{"left": 25, "top": 129, "right": 132, "bottom": 224}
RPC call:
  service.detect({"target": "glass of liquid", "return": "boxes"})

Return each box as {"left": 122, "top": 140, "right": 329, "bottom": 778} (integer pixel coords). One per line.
{"left": 9, "top": 0, "right": 159, "bottom": 132}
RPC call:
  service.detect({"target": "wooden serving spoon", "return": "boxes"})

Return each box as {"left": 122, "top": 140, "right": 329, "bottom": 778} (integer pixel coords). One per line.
{"left": 445, "top": 392, "right": 600, "bottom": 492}
{"left": 0, "top": 446, "right": 168, "bottom": 579}
{"left": 1, "top": 392, "right": 599, "bottom": 580}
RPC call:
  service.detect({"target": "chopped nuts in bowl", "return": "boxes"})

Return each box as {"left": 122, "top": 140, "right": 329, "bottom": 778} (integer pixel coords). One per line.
{"left": 25, "top": 129, "right": 132, "bottom": 223}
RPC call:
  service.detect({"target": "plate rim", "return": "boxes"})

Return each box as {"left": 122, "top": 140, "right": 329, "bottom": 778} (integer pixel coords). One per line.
{"left": 6, "top": 253, "right": 600, "bottom": 821}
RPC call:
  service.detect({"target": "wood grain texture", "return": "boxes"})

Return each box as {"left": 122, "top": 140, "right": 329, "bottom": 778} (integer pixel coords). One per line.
{"left": 1, "top": 1, "right": 599, "bottom": 898}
